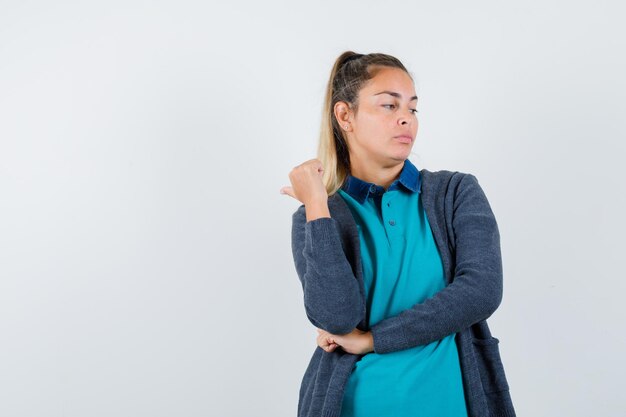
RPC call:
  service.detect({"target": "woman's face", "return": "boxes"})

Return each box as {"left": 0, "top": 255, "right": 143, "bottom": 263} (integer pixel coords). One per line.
{"left": 341, "top": 66, "right": 418, "bottom": 167}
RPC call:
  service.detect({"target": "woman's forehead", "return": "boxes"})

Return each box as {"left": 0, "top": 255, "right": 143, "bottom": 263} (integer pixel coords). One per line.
{"left": 361, "top": 69, "right": 416, "bottom": 99}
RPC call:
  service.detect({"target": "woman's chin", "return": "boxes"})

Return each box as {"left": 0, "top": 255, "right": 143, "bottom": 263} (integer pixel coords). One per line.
{"left": 389, "top": 148, "right": 413, "bottom": 161}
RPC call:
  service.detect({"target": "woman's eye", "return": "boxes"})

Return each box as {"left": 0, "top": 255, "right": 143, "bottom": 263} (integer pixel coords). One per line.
{"left": 383, "top": 104, "right": 418, "bottom": 114}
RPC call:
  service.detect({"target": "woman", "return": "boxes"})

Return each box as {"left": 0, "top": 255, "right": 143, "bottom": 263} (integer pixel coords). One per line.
{"left": 280, "top": 51, "right": 516, "bottom": 417}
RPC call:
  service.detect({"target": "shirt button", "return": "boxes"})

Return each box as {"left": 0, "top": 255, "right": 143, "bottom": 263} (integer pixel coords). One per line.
{"left": 389, "top": 219, "right": 396, "bottom": 226}
{"left": 369, "top": 184, "right": 377, "bottom": 193}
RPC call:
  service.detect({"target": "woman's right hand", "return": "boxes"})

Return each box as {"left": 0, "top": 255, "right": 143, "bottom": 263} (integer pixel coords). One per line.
{"left": 316, "top": 329, "right": 339, "bottom": 353}
{"left": 280, "top": 159, "right": 329, "bottom": 207}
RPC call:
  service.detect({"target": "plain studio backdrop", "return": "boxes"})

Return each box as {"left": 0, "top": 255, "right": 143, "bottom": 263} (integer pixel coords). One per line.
{"left": 1, "top": 1, "right": 624, "bottom": 416}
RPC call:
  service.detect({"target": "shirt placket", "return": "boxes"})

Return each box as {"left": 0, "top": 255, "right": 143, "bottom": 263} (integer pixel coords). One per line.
{"left": 384, "top": 194, "right": 404, "bottom": 244}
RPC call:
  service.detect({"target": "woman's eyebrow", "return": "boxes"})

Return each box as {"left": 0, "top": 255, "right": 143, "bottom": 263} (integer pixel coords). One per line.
{"left": 374, "top": 91, "right": 418, "bottom": 101}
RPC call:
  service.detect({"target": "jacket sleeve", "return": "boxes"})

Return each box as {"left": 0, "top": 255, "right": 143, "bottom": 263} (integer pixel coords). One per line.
{"left": 370, "top": 173, "right": 503, "bottom": 353}
{"left": 291, "top": 205, "right": 365, "bottom": 335}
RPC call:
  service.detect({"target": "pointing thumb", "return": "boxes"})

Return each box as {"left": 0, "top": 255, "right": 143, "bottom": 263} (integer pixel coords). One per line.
{"left": 280, "top": 186, "right": 294, "bottom": 198}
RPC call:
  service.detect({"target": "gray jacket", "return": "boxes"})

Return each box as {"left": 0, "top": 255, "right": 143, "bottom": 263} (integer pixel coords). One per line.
{"left": 291, "top": 169, "right": 516, "bottom": 417}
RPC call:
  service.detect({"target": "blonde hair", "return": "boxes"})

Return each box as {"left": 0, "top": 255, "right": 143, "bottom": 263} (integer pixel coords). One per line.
{"left": 317, "top": 51, "right": 412, "bottom": 195}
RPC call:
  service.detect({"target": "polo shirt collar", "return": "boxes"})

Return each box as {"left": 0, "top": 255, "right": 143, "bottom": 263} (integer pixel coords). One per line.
{"left": 340, "top": 159, "right": 422, "bottom": 204}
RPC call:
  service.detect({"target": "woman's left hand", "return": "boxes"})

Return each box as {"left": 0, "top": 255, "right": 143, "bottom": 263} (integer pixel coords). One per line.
{"left": 316, "top": 328, "right": 374, "bottom": 355}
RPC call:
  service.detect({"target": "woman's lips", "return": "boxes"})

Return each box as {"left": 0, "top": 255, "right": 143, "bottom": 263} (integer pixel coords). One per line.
{"left": 394, "top": 135, "right": 413, "bottom": 144}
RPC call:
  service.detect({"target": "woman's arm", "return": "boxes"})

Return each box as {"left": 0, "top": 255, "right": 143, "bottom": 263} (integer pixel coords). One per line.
{"left": 291, "top": 205, "right": 365, "bottom": 335}
{"left": 369, "top": 173, "right": 503, "bottom": 353}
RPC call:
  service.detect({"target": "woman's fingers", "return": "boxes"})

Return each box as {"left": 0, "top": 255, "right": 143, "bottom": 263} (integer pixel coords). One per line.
{"left": 283, "top": 159, "right": 329, "bottom": 206}
{"left": 323, "top": 342, "right": 338, "bottom": 352}
{"left": 316, "top": 329, "right": 341, "bottom": 352}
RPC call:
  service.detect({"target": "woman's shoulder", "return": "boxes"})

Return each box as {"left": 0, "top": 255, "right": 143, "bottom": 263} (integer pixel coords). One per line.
{"left": 419, "top": 167, "right": 475, "bottom": 187}
{"left": 419, "top": 168, "right": 491, "bottom": 205}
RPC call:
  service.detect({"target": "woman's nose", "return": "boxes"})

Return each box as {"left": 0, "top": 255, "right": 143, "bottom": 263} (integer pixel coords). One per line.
{"left": 399, "top": 108, "right": 414, "bottom": 125}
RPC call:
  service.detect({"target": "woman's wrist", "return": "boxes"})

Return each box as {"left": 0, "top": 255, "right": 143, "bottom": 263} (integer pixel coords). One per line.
{"left": 305, "top": 201, "right": 331, "bottom": 222}
{"left": 364, "top": 331, "right": 374, "bottom": 353}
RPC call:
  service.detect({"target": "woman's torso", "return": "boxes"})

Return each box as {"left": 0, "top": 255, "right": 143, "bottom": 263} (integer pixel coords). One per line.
{"left": 337, "top": 169, "right": 468, "bottom": 417}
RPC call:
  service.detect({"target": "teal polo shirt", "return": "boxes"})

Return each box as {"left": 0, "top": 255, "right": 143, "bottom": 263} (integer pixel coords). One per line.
{"left": 337, "top": 159, "right": 468, "bottom": 417}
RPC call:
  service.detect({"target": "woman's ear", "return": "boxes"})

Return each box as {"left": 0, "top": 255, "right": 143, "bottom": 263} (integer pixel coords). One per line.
{"left": 333, "top": 101, "right": 354, "bottom": 130}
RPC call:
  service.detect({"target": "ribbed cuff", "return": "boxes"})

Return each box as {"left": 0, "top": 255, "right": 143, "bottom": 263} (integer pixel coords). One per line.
{"left": 371, "top": 315, "right": 409, "bottom": 354}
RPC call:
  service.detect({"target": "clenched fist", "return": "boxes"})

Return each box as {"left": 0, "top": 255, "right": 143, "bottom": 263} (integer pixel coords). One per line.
{"left": 280, "top": 159, "right": 331, "bottom": 221}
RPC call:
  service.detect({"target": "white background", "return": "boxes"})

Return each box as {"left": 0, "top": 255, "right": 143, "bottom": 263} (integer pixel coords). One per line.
{"left": 1, "top": 1, "right": 624, "bottom": 416}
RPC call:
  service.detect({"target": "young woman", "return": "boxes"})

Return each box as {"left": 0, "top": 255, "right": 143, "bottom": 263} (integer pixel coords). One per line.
{"left": 280, "top": 51, "right": 516, "bottom": 417}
